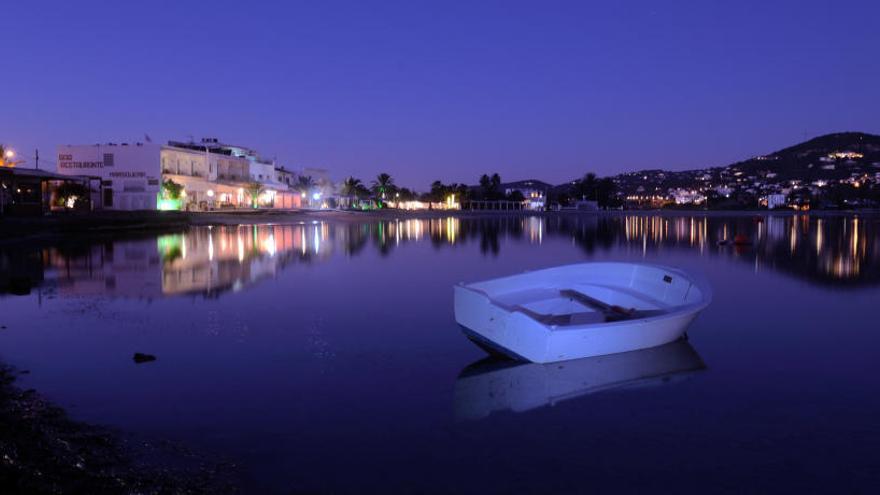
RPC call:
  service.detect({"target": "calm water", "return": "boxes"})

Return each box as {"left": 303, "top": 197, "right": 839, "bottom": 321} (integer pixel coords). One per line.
{"left": 1, "top": 213, "right": 879, "bottom": 493}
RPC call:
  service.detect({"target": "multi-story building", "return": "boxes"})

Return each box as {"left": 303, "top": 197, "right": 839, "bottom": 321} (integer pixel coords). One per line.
{"left": 56, "top": 138, "right": 302, "bottom": 211}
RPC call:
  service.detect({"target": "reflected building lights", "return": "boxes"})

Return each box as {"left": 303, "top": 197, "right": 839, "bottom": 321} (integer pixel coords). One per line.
{"left": 314, "top": 225, "right": 320, "bottom": 255}
{"left": 4, "top": 214, "right": 879, "bottom": 302}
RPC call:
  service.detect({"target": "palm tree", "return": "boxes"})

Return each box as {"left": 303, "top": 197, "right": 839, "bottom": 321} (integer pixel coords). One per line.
{"left": 596, "top": 177, "right": 618, "bottom": 208}
{"left": 576, "top": 172, "right": 598, "bottom": 200}
{"left": 430, "top": 180, "right": 445, "bottom": 201}
{"left": 294, "top": 175, "right": 317, "bottom": 207}
{"left": 479, "top": 174, "right": 491, "bottom": 199}
{"left": 372, "top": 173, "right": 395, "bottom": 200}
{"left": 341, "top": 176, "right": 364, "bottom": 208}
{"left": 491, "top": 173, "right": 501, "bottom": 190}
{"left": 244, "top": 182, "right": 265, "bottom": 208}
{"left": 296, "top": 175, "right": 315, "bottom": 194}
{"left": 453, "top": 183, "right": 470, "bottom": 202}
{"left": 479, "top": 173, "right": 502, "bottom": 200}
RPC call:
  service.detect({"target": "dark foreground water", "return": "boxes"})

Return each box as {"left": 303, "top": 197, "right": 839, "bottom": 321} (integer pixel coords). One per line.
{"left": 1, "top": 213, "right": 879, "bottom": 493}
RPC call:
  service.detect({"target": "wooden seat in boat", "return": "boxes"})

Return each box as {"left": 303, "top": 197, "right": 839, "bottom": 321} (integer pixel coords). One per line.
{"left": 512, "top": 289, "right": 667, "bottom": 326}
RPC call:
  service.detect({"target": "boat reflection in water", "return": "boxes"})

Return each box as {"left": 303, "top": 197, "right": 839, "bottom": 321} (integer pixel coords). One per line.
{"left": 453, "top": 339, "right": 706, "bottom": 422}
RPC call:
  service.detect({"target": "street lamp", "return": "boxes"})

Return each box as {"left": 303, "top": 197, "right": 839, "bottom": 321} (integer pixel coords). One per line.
{"left": 3, "top": 149, "right": 14, "bottom": 159}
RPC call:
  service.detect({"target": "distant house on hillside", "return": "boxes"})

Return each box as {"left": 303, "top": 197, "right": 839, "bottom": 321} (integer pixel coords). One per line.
{"left": 503, "top": 179, "right": 551, "bottom": 210}
{"left": 767, "top": 194, "right": 787, "bottom": 209}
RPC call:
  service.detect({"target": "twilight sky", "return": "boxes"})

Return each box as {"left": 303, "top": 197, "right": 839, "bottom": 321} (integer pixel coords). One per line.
{"left": 3, "top": 0, "right": 879, "bottom": 189}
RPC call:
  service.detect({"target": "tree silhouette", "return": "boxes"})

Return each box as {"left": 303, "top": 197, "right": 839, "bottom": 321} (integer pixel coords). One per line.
{"left": 372, "top": 173, "right": 395, "bottom": 199}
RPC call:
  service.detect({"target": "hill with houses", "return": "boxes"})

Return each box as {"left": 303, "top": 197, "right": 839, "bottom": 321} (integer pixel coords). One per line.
{"left": 514, "top": 132, "right": 880, "bottom": 209}
{"left": 608, "top": 132, "right": 880, "bottom": 208}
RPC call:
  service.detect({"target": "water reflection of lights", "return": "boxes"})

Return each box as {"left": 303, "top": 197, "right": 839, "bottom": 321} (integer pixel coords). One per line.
{"left": 624, "top": 216, "right": 708, "bottom": 248}
{"left": 314, "top": 225, "right": 320, "bottom": 255}
{"left": 301, "top": 227, "right": 307, "bottom": 255}
{"left": 265, "top": 234, "right": 276, "bottom": 257}
{"left": 446, "top": 217, "right": 458, "bottom": 245}
{"left": 155, "top": 224, "right": 334, "bottom": 295}
{"left": 18, "top": 215, "right": 880, "bottom": 302}
{"left": 526, "top": 217, "right": 543, "bottom": 244}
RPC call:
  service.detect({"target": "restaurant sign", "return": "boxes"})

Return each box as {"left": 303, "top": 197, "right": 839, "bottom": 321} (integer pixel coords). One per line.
{"left": 57, "top": 154, "right": 106, "bottom": 170}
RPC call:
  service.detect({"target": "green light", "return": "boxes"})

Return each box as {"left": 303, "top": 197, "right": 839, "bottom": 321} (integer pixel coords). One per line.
{"left": 157, "top": 196, "right": 182, "bottom": 211}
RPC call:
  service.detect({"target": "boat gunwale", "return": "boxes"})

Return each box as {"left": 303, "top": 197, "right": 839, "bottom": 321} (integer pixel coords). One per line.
{"left": 456, "top": 262, "right": 712, "bottom": 330}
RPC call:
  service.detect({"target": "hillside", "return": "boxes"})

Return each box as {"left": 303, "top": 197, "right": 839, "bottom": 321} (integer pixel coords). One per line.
{"left": 610, "top": 132, "right": 880, "bottom": 201}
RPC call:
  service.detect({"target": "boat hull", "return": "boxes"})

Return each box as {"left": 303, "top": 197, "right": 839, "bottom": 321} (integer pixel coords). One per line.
{"left": 454, "top": 263, "right": 710, "bottom": 363}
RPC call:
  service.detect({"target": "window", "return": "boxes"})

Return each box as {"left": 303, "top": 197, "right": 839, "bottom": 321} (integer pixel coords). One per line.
{"left": 103, "top": 153, "right": 115, "bottom": 167}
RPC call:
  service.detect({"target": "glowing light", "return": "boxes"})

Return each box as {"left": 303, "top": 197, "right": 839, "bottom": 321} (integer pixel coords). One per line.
{"left": 207, "top": 189, "right": 215, "bottom": 197}
{"left": 312, "top": 192, "right": 322, "bottom": 201}
{"left": 157, "top": 197, "right": 182, "bottom": 210}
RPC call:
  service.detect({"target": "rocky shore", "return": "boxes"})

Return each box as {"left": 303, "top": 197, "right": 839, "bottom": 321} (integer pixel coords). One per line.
{"left": 0, "top": 366, "right": 238, "bottom": 494}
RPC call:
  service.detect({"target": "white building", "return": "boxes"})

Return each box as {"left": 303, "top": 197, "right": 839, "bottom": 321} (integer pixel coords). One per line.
{"left": 503, "top": 180, "right": 548, "bottom": 210}
{"left": 767, "top": 193, "right": 787, "bottom": 209}
{"left": 57, "top": 142, "right": 164, "bottom": 210}
{"left": 671, "top": 188, "right": 706, "bottom": 205}
{"left": 57, "top": 138, "right": 301, "bottom": 211}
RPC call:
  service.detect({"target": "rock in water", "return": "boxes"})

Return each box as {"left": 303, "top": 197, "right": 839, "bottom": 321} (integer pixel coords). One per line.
{"left": 133, "top": 353, "right": 157, "bottom": 364}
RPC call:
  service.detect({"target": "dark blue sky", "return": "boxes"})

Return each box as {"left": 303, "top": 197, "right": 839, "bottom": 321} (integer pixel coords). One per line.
{"left": 3, "top": 0, "right": 879, "bottom": 188}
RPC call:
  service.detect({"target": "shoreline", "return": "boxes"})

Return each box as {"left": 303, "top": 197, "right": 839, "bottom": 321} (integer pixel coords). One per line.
{"left": 2, "top": 208, "right": 878, "bottom": 247}
{"left": 0, "top": 365, "right": 238, "bottom": 494}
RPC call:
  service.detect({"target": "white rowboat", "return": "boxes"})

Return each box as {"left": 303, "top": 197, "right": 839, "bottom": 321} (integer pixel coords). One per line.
{"left": 454, "top": 262, "right": 711, "bottom": 363}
